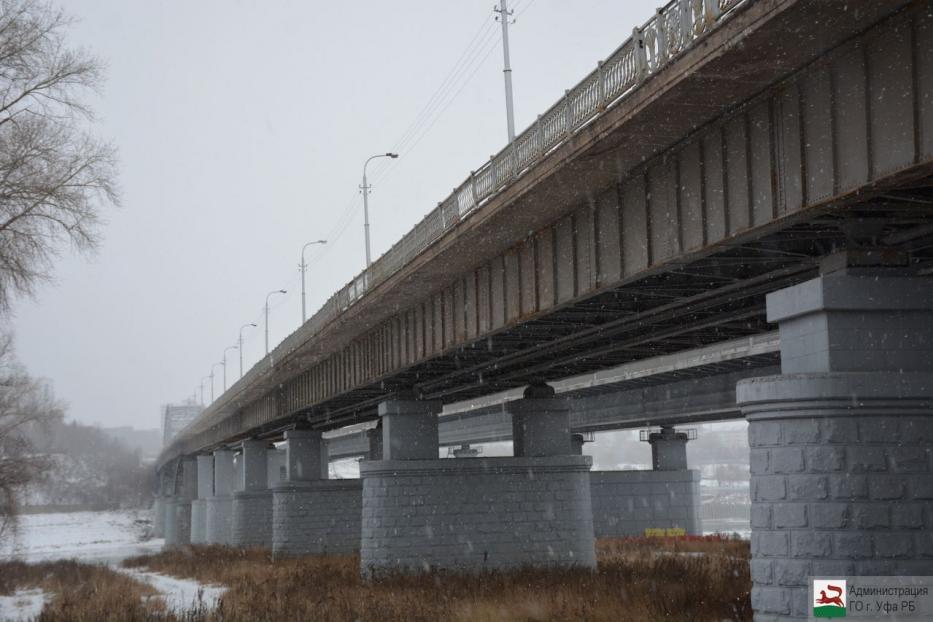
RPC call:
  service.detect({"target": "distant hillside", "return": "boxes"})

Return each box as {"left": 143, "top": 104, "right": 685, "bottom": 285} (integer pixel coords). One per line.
{"left": 19, "top": 419, "right": 153, "bottom": 512}
{"left": 100, "top": 426, "right": 161, "bottom": 462}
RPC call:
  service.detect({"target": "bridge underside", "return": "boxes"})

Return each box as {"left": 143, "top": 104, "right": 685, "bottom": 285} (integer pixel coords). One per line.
{"left": 310, "top": 191, "right": 932, "bottom": 426}
{"left": 160, "top": 0, "right": 933, "bottom": 461}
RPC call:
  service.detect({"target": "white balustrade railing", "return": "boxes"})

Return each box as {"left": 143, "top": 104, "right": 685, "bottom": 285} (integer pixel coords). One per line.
{"left": 173, "top": 0, "right": 748, "bottom": 447}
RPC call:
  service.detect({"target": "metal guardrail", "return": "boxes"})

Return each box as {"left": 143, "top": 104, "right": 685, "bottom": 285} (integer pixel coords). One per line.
{"left": 165, "top": 0, "right": 748, "bottom": 459}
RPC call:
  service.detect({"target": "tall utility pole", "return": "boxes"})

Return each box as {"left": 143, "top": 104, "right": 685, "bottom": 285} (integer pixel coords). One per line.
{"left": 223, "top": 346, "right": 238, "bottom": 391}
{"left": 360, "top": 153, "right": 398, "bottom": 268}
{"left": 495, "top": 0, "right": 516, "bottom": 142}
{"left": 239, "top": 323, "right": 256, "bottom": 378}
{"left": 300, "top": 239, "right": 327, "bottom": 322}
{"left": 265, "top": 289, "right": 287, "bottom": 355}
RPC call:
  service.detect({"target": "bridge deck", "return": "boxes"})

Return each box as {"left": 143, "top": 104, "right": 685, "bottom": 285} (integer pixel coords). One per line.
{"left": 160, "top": 0, "right": 933, "bottom": 467}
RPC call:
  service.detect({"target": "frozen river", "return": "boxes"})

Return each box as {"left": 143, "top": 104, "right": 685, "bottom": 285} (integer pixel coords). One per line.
{"left": 0, "top": 509, "right": 226, "bottom": 621}
{"left": 0, "top": 509, "right": 162, "bottom": 565}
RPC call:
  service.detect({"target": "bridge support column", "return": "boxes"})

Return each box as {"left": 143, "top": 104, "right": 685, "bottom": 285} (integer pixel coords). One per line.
{"left": 738, "top": 267, "right": 933, "bottom": 620}
{"left": 361, "top": 389, "right": 595, "bottom": 576}
{"left": 152, "top": 469, "right": 170, "bottom": 538}
{"left": 205, "top": 449, "right": 235, "bottom": 545}
{"left": 189, "top": 455, "right": 213, "bottom": 545}
{"left": 272, "top": 429, "right": 362, "bottom": 557}
{"left": 166, "top": 457, "right": 197, "bottom": 548}
{"left": 366, "top": 424, "right": 382, "bottom": 460}
{"left": 588, "top": 425, "right": 702, "bottom": 537}
{"left": 231, "top": 440, "right": 273, "bottom": 548}
{"left": 648, "top": 426, "right": 688, "bottom": 471}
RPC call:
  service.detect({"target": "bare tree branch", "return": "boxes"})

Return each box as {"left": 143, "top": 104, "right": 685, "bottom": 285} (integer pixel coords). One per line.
{"left": 0, "top": 0, "right": 118, "bottom": 310}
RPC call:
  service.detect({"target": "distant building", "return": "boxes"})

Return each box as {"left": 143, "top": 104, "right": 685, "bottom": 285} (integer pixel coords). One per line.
{"left": 161, "top": 402, "right": 202, "bottom": 447}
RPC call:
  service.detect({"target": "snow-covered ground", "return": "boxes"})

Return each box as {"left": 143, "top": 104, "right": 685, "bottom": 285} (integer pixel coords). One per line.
{"left": 0, "top": 509, "right": 226, "bottom": 620}
{"left": 0, "top": 509, "right": 162, "bottom": 565}
{"left": 118, "top": 567, "right": 225, "bottom": 614}
{"left": 0, "top": 588, "right": 46, "bottom": 622}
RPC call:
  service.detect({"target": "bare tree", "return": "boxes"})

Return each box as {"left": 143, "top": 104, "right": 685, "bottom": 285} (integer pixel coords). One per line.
{"left": 0, "top": 333, "right": 60, "bottom": 539}
{"left": 0, "top": 0, "right": 118, "bottom": 310}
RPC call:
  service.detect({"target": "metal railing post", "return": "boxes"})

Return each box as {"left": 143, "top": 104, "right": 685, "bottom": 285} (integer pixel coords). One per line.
{"left": 680, "top": 0, "right": 693, "bottom": 44}
{"left": 470, "top": 171, "right": 478, "bottom": 208}
{"left": 633, "top": 27, "right": 648, "bottom": 83}
{"left": 535, "top": 115, "right": 544, "bottom": 157}
{"left": 656, "top": 8, "right": 669, "bottom": 66}
{"left": 596, "top": 61, "right": 606, "bottom": 111}
{"left": 703, "top": 0, "right": 721, "bottom": 26}
{"left": 563, "top": 89, "right": 573, "bottom": 136}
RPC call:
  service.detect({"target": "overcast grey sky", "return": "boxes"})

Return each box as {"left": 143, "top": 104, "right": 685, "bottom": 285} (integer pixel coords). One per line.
{"left": 11, "top": 1, "right": 656, "bottom": 430}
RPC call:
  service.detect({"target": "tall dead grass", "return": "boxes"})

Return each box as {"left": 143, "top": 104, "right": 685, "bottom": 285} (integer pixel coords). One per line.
{"left": 0, "top": 559, "right": 161, "bottom": 621}
{"left": 121, "top": 536, "right": 751, "bottom": 621}
{"left": 0, "top": 537, "right": 751, "bottom": 621}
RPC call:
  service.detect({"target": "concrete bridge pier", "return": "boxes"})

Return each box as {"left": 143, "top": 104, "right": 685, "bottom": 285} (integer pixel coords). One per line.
{"left": 165, "top": 457, "right": 197, "bottom": 547}
{"left": 189, "top": 455, "right": 213, "bottom": 544}
{"left": 738, "top": 265, "right": 933, "bottom": 621}
{"left": 272, "top": 429, "right": 362, "bottom": 557}
{"left": 648, "top": 426, "right": 688, "bottom": 471}
{"left": 589, "top": 426, "right": 701, "bottom": 538}
{"left": 360, "top": 386, "right": 595, "bottom": 576}
{"left": 205, "top": 449, "right": 235, "bottom": 544}
{"left": 366, "top": 424, "right": 382, "bottom": 460}
{"left": 231, "top": 439, "right": 273, "bottom": 548}
{"left": 152, "top": 470, "right": 171, "bottom": 538}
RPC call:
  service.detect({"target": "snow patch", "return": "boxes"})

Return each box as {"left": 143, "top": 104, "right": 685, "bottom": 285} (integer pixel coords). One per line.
{"left": 0, "top": 588, "right": 46, "bottom": 622}
{"left": 116, "top": 568, "right": 225, "bottom": 613}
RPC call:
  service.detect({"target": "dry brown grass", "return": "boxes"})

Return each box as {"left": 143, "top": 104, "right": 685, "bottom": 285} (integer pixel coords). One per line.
{"left": 0, "top": 537, "right": 751, "bottom": 621}
{"left": 0, "top": 559, "right": 162, "bottom": 621}
{"left": 119, "top": 536, "right": 751, "bottom": 622}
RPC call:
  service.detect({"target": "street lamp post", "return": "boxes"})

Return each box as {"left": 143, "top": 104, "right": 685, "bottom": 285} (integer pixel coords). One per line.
{"left": 210, "top": 362, "right": 223, "bottom": 403}
{"left": 300, "top": 240, "right": 327, "bottom": 323}
{"left": 361, "top": 153, "right": 398, "bottom": 267}
{"left": 223, "top": 345, "right": 238, "bottom": 391}
{"left": 238, "top": 323, "right": 257, "bottom": 378}
{"left": 265, "top": 289, "right": 287, "bottom": 355}
{"left": 200, "top": 376, "right": 210, "bottom": 406}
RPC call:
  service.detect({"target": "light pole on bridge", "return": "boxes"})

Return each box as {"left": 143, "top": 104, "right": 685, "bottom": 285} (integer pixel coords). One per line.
{"left": 265, "top": 289, "right": 287, "bottom": 356}
{"left": 222, "top": 345, "right": 238, "bottom": 391}
{"left": 210, "top": 362, "right": 224, "bottom": 403}
{"left": 200, "top": 376, "right": 210, "bottom": 406}
{"left": 360, "top": 153, "right": 398, "bottom": 268}
{"left": 300, "top": 239, "right": 327, "bottom": 323}
{"left": 238, "top": 323, "right": 256, "bottom": 378}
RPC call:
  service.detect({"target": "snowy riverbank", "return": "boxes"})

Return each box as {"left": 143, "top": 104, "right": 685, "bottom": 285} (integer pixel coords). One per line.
{"left": 0, "top": 509, "right": 225, "bottom": 621}
{"left": 0, "top": 509, "right": 161, "bottom": 565}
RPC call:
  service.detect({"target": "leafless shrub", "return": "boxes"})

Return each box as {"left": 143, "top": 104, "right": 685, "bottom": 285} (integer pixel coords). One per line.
{"left": 0, "top": 332, "right": 60, "bottom": 538}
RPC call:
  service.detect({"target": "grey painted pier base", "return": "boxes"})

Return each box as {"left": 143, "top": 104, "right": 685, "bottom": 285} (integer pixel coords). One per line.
{"left": 273, "top": 479, "right": 362, "bottom": 557}
{"left": 738, "top": 267, "right": 933, "bottom": 621}
{"left": 205, "top": 449, "right": 235, "bottom": 545}
{"left": 360, "top": 389, "right": 596, "bottom": 575}
{"left": 189, "top": 455, "right": 213, "bottom": 545}
{"left": 590, "top": 470, "right": 701, "bottom": 537}
{"left": 165, "top": 457, "right": 196, "bottom": 547}
{"left": 152, "top": 496, "right": 165, "bottom": 538}
{"left": 231, "top": 440, "right": 273, "bottom": 548}
{"left": 272, "top": 429, "right": 362, "bottom": 557}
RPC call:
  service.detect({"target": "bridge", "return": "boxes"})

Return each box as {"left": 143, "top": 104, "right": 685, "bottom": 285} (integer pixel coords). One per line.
{"left": 156, "top": 1, "right": 933, "bottom": 619}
